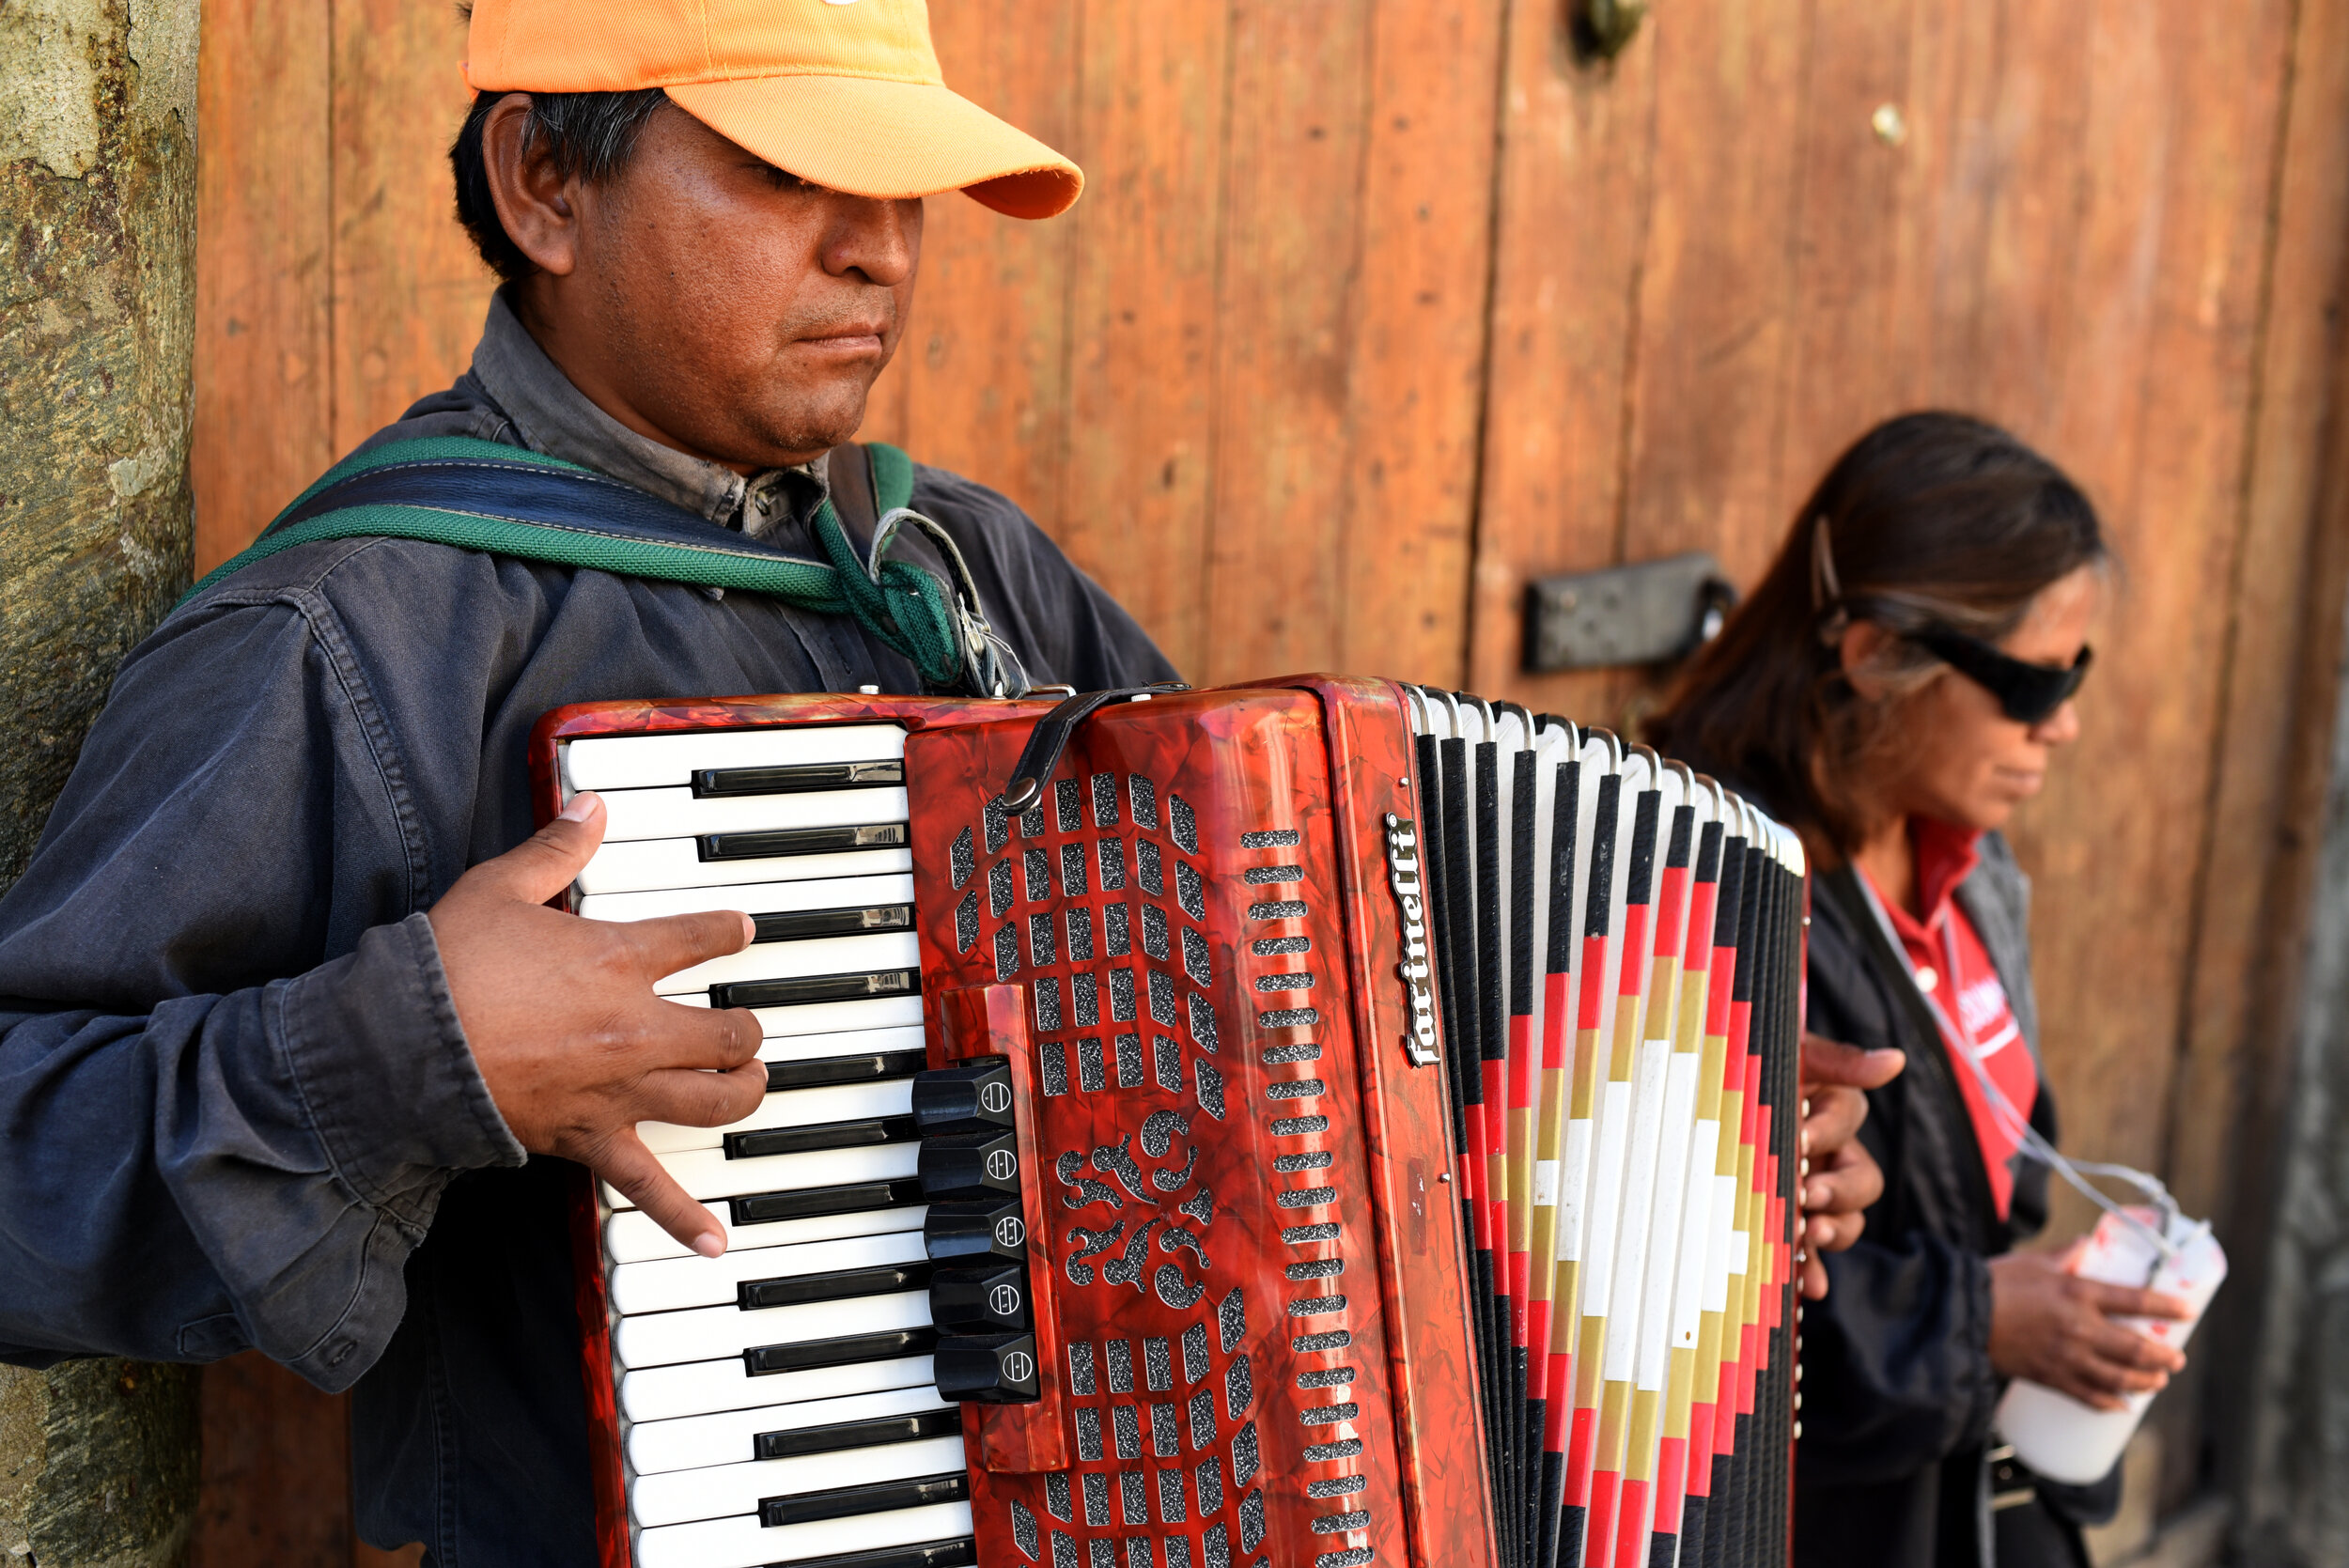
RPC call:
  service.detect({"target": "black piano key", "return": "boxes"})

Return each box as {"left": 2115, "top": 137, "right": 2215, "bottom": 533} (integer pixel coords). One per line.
{"left": 753, "top": 905, "right": 914, "bottom": 943}
{"left": 701, "top": 822, "right": 909, "bottom": 862}
{"left": 753, "top": 1408, "right": 963, "bottom": 1464}
{"left": 714, "top": 969, "right": 921, "bottom": 1010}
{"left": 768, "top": 1536, "right": 978, "bottom": 1568}
{"left": 692, "top": 759, "right": 904, "bottom": 798}
{"left": 725, "top": 1115, "right": 917, "bottom": 1161}
{"left": 767, "top": 1052, "right": 928, "bottom": 1094}
{"left": 738, "top": 1261, "right": 933, "bottom": 1312}
{"left": 758, "top": 1471, "right": 969, "bottom": 1529}
{"left": 743, "top": 1327, "right": 939, "bottom": 1377}
{"left": 728, "top": 1176, "right": 924, "bottom": 1227}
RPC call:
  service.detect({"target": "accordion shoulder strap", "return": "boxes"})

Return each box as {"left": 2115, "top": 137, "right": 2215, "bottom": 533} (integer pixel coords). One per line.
{"left": 182, "top": 435, "right": 986, "bottom": 691}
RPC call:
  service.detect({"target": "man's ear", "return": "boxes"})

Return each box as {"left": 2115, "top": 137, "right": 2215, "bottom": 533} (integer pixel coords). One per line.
{"left": 1838, "top": 619, "right": 1898, "bottom": 700}
{"left": 481, "top": 95, "right": 583, "bottom": 277}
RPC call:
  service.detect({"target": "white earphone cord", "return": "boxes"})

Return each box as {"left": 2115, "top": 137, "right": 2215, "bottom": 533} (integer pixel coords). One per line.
{"left": 1851, "top": 876, "right": 2184, "bottom": 1261}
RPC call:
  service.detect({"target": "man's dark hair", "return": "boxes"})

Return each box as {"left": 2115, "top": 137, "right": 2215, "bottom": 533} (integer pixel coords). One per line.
{"left": 450, "top": 88, "right": 668, "bottom": 282}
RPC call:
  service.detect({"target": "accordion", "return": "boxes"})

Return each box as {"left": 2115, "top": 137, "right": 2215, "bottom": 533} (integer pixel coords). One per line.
{"left": 530, "top": 675, "right": 1807, "bottom": 1568}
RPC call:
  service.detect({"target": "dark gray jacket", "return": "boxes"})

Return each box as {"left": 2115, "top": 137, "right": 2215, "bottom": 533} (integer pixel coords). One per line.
{"left": 1795, "top": 836, "right": 2110, "bottom": 1567}
{"left": 0, "top": 301, "right": 1175, "bottom": 1562}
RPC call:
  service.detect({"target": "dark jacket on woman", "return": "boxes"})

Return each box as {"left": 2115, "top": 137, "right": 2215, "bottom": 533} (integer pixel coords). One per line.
{"left": 1795, "top": 833, "right": 2115, "bottom": 1568}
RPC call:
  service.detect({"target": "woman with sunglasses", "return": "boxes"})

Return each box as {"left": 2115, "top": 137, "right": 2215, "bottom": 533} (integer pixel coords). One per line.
{"left": 1650, "top": 412, "right": 2188, "bottom": 1568}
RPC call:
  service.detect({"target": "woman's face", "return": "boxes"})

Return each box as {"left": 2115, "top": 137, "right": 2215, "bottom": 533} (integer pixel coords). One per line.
{"left": 1858, "top": 566, "right": 2101, "bottom": 833}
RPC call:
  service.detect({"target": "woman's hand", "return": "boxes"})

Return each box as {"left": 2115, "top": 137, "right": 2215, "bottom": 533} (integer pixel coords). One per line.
{"left": 1797, "top": 1032, "right": 1905, "bottom": 1299}
{"left": 1986, "top": 1244, "right": 2191, "bottom": 1410}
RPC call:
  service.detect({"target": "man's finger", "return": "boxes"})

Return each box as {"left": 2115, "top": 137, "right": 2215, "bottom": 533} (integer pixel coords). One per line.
{"left": 466, "top": 792, "right": 609, "bottom": 906}
{"left": 627, "top": 999, "right": 767, "bottom": 1073}
{"left": 617, "top": 908, "right": 757, "bottom": 985}
{"left": 632, "top": 1061, "right": 770, "bottom": 1130}
{"left": 1800, "top": 1033, "right": 1906, "bottom": 1092}
{"left": 593, "top": 1130, "right": 727, "bottom": 1257}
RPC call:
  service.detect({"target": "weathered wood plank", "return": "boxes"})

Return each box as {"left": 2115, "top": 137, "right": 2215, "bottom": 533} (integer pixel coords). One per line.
{"left": 878, "top": 0, "right": 1079, "bottom": 528}
{"left": 1468, "top": 2, "right": 1662, "bottom": 725}
{"left": 328, "top": 0, "right": 494, "bottom": 455}
{"left": 192, "top": 0, "right": 332, "bottom": 573}
{"left": 1049, "top": 0, "right": 1234, "bottom": 677}
{"left": 1198, "top": 0, "right": 1377, "bottom": 686}
{"left": 1613, "top": 0, "right": 1808, "bottom": 592}
{"left": 2003, "top": 0, "right": 2295, "bottom": 1253}
{"left": 2163, "top": 0, "right": 2349, "bottom": 1514}
{"left": 1332, "top": 0, "right": 1507, "bottom": 688}
{"left": 189, "top": 1356, "right": 350, "bottom": 1568}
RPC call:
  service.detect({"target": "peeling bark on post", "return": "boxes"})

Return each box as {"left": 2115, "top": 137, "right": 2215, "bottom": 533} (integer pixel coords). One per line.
{"left": 0, "top": 0, "right": 202, "bottom": 1562}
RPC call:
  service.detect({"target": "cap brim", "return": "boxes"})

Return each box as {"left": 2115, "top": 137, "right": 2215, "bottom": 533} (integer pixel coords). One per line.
{"left": 665, "top": 76, "right": 1081, "bottom": 220}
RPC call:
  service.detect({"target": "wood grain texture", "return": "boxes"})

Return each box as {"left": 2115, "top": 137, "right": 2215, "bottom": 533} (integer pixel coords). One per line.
{"left": 1333, "top": 0, "right": 1506, "bottom": 687}
{"left": 2165, "top": 0, "right": 2349, "bottom": 1514}
{"left": 191, "top": 0, "right": 332, "bottom": 570}
{"left": 877, "top": 0, "right": 1080, "bottom": 520}
{"left": 1468, "top": 0, "right": 1661, "bottom": 730}
{"left": 327, "top": 0, "right": 493, "bottom": 459}
{"left": 1198, "top": 0, "right": 1376, "bottom": 686}
{"left": 189, "top": 1355, "right": 350, "bottom": 1568}
{"left": 1050, "top": 0, "right": 1233, "bottom": 678}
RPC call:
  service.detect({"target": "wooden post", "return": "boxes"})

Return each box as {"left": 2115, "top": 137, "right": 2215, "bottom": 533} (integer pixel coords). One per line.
{"left": 0, "top": 0, "right": 202, "bottom": 1561}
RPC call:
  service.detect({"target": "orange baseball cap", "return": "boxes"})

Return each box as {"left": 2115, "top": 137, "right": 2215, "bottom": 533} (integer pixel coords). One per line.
{"left": 463, "top": 0, "right": 1081, "bottom": 220}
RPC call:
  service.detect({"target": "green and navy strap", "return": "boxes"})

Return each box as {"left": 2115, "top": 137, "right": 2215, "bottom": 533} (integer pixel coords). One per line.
{"left": 184, "top": 436, "right": 972, "bottom": 689}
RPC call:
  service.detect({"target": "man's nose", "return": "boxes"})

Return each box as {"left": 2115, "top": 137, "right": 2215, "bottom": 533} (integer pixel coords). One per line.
{"left": 825, "top": 194, "right": 918, "bottom": 287}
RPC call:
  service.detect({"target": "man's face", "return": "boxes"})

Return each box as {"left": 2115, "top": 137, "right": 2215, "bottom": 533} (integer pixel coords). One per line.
{"left": 511, "top": 101, "right": 923, "bottom": 472}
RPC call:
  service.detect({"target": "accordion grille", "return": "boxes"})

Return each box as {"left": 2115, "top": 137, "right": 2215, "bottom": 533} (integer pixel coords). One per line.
{"left": 906, "top": 690, "right": 1395, "bottom": 1568}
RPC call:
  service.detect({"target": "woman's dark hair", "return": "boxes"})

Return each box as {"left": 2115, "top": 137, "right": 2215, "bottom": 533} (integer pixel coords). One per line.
{"left": 450, "top": 88, "right": 668, "bottom": 282}
{"left": 1647, "top": 411, "right": 2108, "bottom": 859}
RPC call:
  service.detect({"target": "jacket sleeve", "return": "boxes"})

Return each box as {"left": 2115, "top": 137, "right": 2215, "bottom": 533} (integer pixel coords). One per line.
{"left": 0, "top": 585, "right": 522, "bottom": 1391}
{"left": 1798, "top": 1206, "right": 2003, "bottom": 1485}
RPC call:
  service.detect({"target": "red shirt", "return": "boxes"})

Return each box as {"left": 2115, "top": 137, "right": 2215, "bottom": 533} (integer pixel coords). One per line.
{"left": 1862, "top": 819, "right": 2040, "bottom": 1220}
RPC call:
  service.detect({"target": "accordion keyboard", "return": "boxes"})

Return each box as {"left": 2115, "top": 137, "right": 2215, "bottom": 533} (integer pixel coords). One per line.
{"left": 562, "top": 722, "right": 977, "bottom": 1568}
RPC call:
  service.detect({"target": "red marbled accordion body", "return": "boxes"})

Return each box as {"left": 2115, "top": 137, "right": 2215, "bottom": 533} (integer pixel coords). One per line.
{"left": 529, "top": 678, "right": 1676, "bottom": 1568}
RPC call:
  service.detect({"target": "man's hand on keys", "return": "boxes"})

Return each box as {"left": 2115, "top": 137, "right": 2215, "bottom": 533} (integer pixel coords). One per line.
{"left": 428, "top": 790, "right": 766, "bottom": 1257}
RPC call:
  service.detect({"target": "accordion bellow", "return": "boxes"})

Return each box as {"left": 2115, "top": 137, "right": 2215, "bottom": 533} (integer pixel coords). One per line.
{"left": 533, "top": 675, "right": 1808, "bottom": 1568}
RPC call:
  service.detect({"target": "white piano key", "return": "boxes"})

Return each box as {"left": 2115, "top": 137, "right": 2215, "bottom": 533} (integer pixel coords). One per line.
{"left": 577, "top": 875, "right": 916, "bottom": 924}
{"left": 603, "top": 1139, "right": 920, "bottom": 1211}
{"left": 630, "top": 1435, "right": 970, "bottom": 1529}
{"left": 611, "top": 1227, "right": 926, "bottom": 1318}
{"left": 576, "top": 839, "right": 911, "bottom": 896}
{"left": 668, "top": 995, "right": 929, "bottom": 1041}
{"left": 634, "top": 1499, "right": 972, "bottom": 1568}
{"left": 620, "top": 1351, "right": 937, "bottom": 1425}
{"left": 627, "top": 1383, "right": 955, "bottom": 1476}
{"left": 614, "top": 1288, "right": 932, "bottom": 1371}
{"left": 652, "top": 933, "right": 921, "bottom": 998}
{"left": 638, "top": 1079, "right": 914, "bottom": 1157}
{"left": 604, "top": 1200, "right": 924, "bottom": 1266}
{"left": 593, "top": 785, "right": 910, "bottom": 846}
{"left": 562, "top": 724, "right": 906, "bottom": 793}
{"left": 756, "top": 1024, "right": 928, "bottom": 1064}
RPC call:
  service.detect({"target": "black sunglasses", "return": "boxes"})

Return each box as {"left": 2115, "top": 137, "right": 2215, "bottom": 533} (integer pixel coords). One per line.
{"left": 1909, "top": 627, "right": 2092, "bottom": 724}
